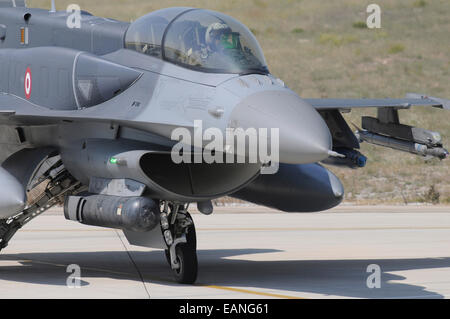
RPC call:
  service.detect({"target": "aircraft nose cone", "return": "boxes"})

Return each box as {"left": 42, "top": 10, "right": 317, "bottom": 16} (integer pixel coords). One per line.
{"left": 228, "top": 90, "right": 332, "bottom": 164}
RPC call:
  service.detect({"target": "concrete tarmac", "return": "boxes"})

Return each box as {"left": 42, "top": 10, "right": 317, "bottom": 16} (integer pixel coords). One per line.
{"left": 0, "top": 205, "right": 449, "bottom": 299}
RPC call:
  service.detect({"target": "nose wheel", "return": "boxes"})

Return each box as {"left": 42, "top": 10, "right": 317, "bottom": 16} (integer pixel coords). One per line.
{"left": 171, "top": 242, "right": 197, "bottom": 284}
{"left": 161, "top": 203, "right": 198, "bottom": 284}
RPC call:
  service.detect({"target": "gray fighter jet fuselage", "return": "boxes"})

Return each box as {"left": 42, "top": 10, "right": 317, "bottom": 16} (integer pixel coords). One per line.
{"left": 0, "top": 2, "right": 448, "bottom": 284}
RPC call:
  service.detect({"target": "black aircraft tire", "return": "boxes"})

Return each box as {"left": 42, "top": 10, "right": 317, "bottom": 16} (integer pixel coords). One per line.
{"left": 164, "top": 212, "right": 198, "bottom": 284}
{"left": 164, "top": 212, "right": 197, "bottom": 266}
{"left": 185, "top": 212, "right": 197, "bottom": 250}
{"left": 164, "top": 249, "right": 172, "bottom": 265}
{"left": 173, "top": 244, "right": 198, "bottom": 284}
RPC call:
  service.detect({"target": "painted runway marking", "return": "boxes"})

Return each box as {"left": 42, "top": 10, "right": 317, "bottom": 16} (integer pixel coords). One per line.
{"left": 1, "top": 257, "right": 306, "bottom": 299}
{"left": 200, "top": 284, "right": 306, "bottom": 299}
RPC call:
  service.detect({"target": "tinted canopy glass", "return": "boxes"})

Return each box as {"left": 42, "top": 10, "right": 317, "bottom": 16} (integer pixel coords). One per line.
{"left": 164, "top": 10, "right": 268, "bottom": 74}
{"left": 125, "top": 7, "right": 191, "bottom": 58}
{"left": 125, "top": 8, "right": 268, "bottom": 74}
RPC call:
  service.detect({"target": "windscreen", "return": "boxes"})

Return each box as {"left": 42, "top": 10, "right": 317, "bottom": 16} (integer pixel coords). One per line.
{"left": 125, "top": 7, "right": 191, "bottom": 58}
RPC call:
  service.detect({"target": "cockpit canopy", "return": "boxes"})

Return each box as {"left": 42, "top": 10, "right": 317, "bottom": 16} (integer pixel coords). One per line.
{"left": 125, "top": 8, "right": 269, "bottom": 74}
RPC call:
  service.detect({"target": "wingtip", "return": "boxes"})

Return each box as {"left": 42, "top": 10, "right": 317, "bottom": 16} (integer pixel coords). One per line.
{"left": 405, "top": 93, "right": 450, "bottom": 110}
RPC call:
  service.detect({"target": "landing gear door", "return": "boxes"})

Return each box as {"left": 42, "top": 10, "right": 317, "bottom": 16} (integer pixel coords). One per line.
{"left": 123, "top": 227, "right": 167, "bottom": 249}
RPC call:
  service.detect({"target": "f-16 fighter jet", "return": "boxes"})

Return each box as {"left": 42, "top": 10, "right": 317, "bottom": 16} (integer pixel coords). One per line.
{"left": 0, "top": 1, "right": 448, "bottom": 283}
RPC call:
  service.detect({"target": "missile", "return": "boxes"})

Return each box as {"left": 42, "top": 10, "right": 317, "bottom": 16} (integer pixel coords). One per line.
{"left": 356, "top": 130, "right": 449, "bottom": 159}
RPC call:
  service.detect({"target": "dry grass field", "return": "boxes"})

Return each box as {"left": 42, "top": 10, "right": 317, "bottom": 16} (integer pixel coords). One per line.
{"left": 28, "top": 0, "right": 449, "bottom": 204}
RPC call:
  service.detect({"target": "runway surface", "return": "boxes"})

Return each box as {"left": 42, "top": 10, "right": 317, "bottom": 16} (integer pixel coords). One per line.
{"left": 0, "top": 205, "right": 449, "bottom": 299}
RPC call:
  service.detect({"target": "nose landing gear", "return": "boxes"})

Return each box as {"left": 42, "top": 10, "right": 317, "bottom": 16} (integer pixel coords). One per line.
{"left": 160, "top": 202, "right": 198, "bottom": 284}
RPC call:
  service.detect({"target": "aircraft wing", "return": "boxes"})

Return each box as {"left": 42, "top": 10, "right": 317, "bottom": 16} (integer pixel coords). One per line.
{"left": 0, "top": 95, "right": 18, "bottom": 116}
{"left": 305, "top": 93, "right": 450, "bottom": 111}
{"left": 307, "top": 93, "right": 449, "bottom": 166}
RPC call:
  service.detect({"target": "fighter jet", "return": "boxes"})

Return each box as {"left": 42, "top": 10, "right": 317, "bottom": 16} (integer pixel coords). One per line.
{"left": 0, "top": 1, "right": 448, "bottom": 284}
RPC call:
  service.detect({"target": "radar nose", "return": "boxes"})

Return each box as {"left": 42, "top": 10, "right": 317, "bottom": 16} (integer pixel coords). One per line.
{"left": 228, "top": 90, "right": 332, "bottom": 164}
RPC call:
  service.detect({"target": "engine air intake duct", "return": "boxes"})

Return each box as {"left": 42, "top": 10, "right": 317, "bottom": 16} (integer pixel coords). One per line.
{"left": 64, "top": 194, "right": 160, "bottom": 232}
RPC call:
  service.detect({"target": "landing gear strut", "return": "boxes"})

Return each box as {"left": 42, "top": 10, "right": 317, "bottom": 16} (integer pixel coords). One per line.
{"left": 0, "top": 161, "right": 84, "bottom": 252}
{"left": 160, "top": 202, "right": 198, "bottom": 284}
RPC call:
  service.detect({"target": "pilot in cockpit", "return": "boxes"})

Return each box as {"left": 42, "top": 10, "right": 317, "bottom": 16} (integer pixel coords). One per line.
{"left": 205, "top": 22, "right": 239, "bottom": 52}
{"left": 125, "top": 8, "right": 269, "bottom": 74}
{"left": 185, "top": 22, "right": 242, "bottom": 68}
{"left": 185, "top": 22, "right": 240, "bottom": 66}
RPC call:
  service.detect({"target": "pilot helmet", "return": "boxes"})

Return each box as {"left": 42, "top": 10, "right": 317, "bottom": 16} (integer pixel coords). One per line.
{"left": 206, "top": 22, "right": 233, "bottom": 50}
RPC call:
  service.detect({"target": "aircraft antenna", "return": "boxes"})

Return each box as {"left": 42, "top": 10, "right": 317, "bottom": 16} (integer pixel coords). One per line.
{"left": 50, "top": 0, "right": 56, "bottom": 13}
